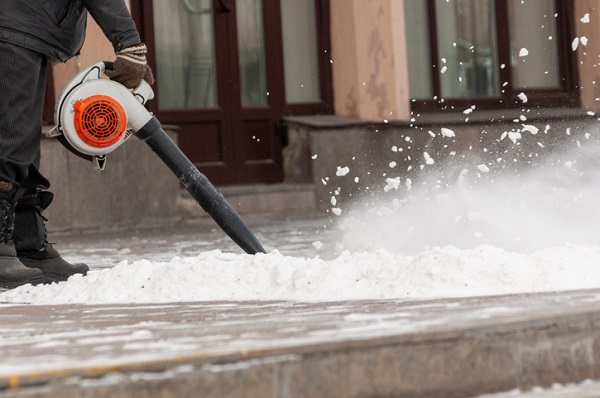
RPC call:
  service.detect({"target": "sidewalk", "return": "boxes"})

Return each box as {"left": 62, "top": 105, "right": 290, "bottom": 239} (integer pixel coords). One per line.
{"left": 2, "top": 211, "right": 600, "bottom": 397}
{"left": 53, "top": 209, "right": 338, "bottom": 269}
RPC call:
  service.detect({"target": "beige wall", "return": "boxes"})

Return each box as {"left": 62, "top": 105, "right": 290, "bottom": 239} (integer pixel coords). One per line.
{"left": 330, "top": 0, "right": 410, "bottom": 122}
{"left": 575, "top": 0, "right": 600, "bottom": 111}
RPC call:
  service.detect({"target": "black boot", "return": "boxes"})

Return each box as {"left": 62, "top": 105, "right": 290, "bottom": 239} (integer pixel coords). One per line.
{"left": 14, "top": 191, "right": 88, "bottom": 283}
{"left": 0, "top": 189, "right": 44, "bottom": 289}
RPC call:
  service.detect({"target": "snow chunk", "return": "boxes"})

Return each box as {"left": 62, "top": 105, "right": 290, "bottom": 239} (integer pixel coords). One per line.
{"left": 331, "top": 207, "right": 342, "bottom": 216}
{"left": 336, "top": 166, "right": 350, "bottom": 177}
{"left": 384, "top": 177, "right": 400, "bottom": 192}
{"left": 518, "top": 92, "right": 528, "bottom": 103}
{"left": 441, "top": 128, "right": 455, "bottom": 138}
{"left": 477, "top": 164, "right": 490, "bottom": 173}
{"left": 572, "top": 37, "right": 580, "bottom": 51}
{"left": 581, "top": 13, "right": 590, "bottom": 23}
{"left": 521, "top": 124, "right": 539, "bottom": 135}
{"left": 507, "top": 131, "right": 522, "bottom": 144}
{"left": 519, "top": 48, "right": 528, "bottom": 57}
{"left": 423, "top": 152, "right": 435, "bottom": 165}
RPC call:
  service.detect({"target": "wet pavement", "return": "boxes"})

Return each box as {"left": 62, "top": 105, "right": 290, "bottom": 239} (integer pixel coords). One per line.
{"left": 3, "top": 211, "right": 600, "bottom": 397}
{"left": 56, "top": 210, "right": 340, "bottom": 267}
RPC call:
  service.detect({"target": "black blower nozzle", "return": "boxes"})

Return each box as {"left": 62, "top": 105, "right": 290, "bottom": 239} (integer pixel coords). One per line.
{"left": 136, "top": 116, "right": 266, "bottom": 255}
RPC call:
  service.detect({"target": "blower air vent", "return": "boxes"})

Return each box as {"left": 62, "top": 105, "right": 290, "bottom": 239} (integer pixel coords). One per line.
{"left": 73, "top": 95, "right": 127, "bottom": 148}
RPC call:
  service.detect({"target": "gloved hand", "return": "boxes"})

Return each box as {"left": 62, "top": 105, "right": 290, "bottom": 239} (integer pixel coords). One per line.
{"left": 105, "top": 43, "right": 155, "bottom": 89}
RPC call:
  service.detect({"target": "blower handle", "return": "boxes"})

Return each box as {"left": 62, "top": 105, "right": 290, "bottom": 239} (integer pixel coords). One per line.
{"left": 100, "top": 61, "right": 154, "bottom": 105}
{"left": 102, "top": 61, "right": 115, "bottom": 71}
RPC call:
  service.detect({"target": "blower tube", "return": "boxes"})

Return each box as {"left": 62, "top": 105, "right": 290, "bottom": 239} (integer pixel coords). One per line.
{"left": 136, "top": 116, "right": 266, "bottom": 255}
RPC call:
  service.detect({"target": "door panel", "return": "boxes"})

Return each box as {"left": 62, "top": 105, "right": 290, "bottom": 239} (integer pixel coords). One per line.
{"left": 243, "top": 120, "right": 274, "bottom": 160}
{"left": 178, "top": 123, "right": 223, "bottom": 164}
{"left": 146, "top": 0, "right": 283, "bottom": 185}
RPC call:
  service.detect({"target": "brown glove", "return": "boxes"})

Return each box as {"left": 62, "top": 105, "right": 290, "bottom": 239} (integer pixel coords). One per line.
{"left": 105, "top": 43, "right": 155, "bottom": 89}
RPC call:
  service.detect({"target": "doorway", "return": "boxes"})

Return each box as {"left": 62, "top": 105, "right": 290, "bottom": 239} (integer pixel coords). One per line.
{"left": 136, "top": 0, "right": 285, "bottom": 185}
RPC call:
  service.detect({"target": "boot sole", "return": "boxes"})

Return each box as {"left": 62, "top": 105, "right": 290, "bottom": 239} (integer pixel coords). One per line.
{"left": 0, "top": 275, "right": 44, "bottom": 290}
{"left": 17, "top": 258, "right": 88, "bottom": 284}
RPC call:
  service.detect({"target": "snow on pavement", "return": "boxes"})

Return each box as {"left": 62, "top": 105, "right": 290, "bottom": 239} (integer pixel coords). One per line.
{"left": 2, "top": 244, "right": 600, "bottom": 305}
{"left": 3, "top": 125, "right": 600, "bottom": 305}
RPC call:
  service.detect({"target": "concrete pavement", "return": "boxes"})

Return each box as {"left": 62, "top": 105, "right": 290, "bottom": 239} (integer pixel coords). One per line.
{"left": 2, "top": 211, "right": 600, "bottom": 397}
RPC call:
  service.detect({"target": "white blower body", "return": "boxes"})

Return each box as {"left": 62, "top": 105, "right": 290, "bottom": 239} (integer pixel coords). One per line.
{"left": 46, "top": 62, "right": 155, "bottom": 169}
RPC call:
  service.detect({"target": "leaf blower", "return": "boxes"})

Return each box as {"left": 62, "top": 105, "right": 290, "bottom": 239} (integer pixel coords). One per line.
{"left": 46, "top": 61, "right": 266, "bottom": 255}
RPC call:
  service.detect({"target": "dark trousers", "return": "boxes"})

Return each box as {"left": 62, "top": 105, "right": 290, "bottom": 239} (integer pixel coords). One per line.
{"left": 0, "top": 41, "right": 50, "bottom": 191}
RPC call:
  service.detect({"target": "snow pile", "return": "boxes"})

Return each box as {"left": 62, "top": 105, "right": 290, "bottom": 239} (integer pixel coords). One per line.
{"left": 2, "top": 244, "right": 600, "bottom": 305}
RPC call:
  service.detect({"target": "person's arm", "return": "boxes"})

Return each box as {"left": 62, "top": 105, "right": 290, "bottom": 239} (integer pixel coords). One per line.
{"left": 83, "top": 0, "right": 154, "bottom": 88}
{"left": 82, "top": 0, "right": 141, "bottom": 51}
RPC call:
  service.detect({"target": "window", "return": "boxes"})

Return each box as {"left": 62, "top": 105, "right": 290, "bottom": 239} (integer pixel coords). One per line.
{"left": 280, "top": 0, "right": 333, "bottom": 115}
{"left": 405, "top": 0, "right": 578, "bottom": 111}
{"left": 281, "top": 0, "right": 321, "bottom": 103}
{"left": 152, "top": 0, "right": 218, "bottom": 110}
{"left": 237, "top": 0, "right": 269, "bottom": 107}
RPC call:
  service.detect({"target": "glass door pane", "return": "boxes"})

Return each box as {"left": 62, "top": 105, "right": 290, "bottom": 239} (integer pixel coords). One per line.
{"left": 281, "top": 0, "right": 321, "bottom": 103}
{"left": 404, "top": 0, "right": 433, "bottom": 99}
{"left": 236, "top": 0, "right": 268, "bottom": 107}
{"left": 435, "top": 0, "right": 500, "bottom": 98}
{"left": 153, "top": 0, "right": 218, "bottom": 110}
{"left": 508, "top": 0, "right": 559, "bottom": 89}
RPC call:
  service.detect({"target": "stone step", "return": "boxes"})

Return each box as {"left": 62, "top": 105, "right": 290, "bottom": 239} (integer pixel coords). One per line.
{"left": 177, "top": 182, "right": 317, "bottom": 218}
{"left": 6, "top": 290, "right": 600, "bottom": 397}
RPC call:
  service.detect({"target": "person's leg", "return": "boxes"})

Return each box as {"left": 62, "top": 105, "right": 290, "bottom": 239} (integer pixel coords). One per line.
{"left": 0, "top": 43, "right": 89, "bottom": 283}
{"left": 0, "top": 42, "right": 47, "bottom": 185}
{"left": 0, "top": 41, "right": 48, "bottom": 288}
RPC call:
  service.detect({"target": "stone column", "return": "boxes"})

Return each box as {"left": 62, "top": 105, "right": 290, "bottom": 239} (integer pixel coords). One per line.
{"left": 330, "top": 0, "right": 411, "bottom": 122}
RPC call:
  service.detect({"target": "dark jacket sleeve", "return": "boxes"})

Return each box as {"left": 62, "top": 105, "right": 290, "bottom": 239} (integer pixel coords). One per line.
{"left": 82, "top": 0, "right": 141, "bottom": 51}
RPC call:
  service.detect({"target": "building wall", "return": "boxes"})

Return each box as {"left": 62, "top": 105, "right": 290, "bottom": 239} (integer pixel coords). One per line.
{"left": 45, "top": 2, "right": 600, "bottom": 229}
{"left": 283, "top": 1, "right": 600, "bottom": 210}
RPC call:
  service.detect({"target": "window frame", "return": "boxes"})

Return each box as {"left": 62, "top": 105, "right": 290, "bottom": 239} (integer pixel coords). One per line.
{"left": 410, "top": 0, "right": 579, "bottom": 113}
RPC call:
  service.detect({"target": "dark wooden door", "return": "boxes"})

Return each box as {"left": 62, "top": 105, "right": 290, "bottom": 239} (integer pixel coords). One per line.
{"left": 134, "top": 0, "right": 284, "bottom": 185}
